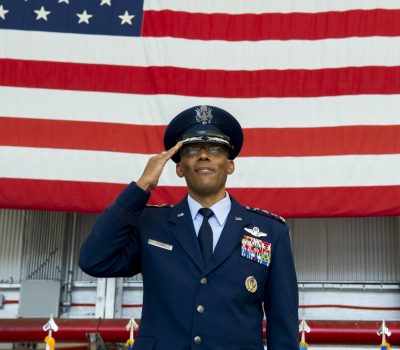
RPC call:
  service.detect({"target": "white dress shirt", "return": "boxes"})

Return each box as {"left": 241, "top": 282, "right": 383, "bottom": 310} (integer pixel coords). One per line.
{"left": 187, "top": 193, "right": 232, "bottom": 251}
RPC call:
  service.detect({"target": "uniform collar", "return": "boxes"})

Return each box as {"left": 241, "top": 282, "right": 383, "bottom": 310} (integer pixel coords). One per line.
{"left": 187, "top": 193, "right": 232, "bottom": 226}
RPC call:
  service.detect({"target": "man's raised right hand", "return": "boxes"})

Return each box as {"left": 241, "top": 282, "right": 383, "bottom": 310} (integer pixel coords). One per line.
{"left": 136, "top": 142, "right": 183, "bottom": 192}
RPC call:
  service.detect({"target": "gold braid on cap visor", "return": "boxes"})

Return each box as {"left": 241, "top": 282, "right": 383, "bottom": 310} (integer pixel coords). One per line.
{"left": 181, "top": 136, "right": 231, "bottom": 147}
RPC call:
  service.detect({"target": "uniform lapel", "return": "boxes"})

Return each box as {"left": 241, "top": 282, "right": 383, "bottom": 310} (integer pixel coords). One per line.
{"left": 204, "top": 197, "right": 250, "bottom": 275}
{"left": 168, "top": 197, "right": 205, "bottom": 272}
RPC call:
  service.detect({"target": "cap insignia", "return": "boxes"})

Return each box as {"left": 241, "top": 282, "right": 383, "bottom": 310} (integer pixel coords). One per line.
{"left": 195, "top": 105, "right": 213, "bottom": 125}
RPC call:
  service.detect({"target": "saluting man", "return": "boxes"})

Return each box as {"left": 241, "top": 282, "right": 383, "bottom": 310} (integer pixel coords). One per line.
{"left": 79, "top": 105, "right": 299, "bottom": 350}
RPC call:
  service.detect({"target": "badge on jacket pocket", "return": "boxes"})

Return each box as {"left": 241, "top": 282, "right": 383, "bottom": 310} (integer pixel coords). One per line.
{"left": 241, "top": 235, "right": 271, "bottom": 267}
{"left": 245, "top": 275, "right": 258, "bottom": 293}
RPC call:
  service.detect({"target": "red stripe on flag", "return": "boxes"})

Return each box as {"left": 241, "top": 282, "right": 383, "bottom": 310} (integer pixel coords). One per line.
{"left": 1, "top": 117, "right": 400, "bottom": 156}
{"left": 1, "top": 178, "right": 399, "bottom": 217}
{"left": 0, "top": 117, "right": 166, "bottom": 154}
{"left": 2, "top": 59, "right": 400, "bottom": 97}
{"left": 244, "top": 126, "right": 400, "bottom": 156}
{"left": 143, "top": 9, "right": 400, "bottom": 41}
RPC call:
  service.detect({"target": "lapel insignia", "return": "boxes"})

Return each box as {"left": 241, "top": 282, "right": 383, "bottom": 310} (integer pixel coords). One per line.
{"left": 234, "top": 216, "right": 243, "bottom": 221}
{"left": 177, "top": 212, "right": 184, "bottom": 217}
{"left": 244, "top": 226, "right": 267, "bottom": 237}
{"left": 245, "top": 275, "right": 258, "bottom": 293}
{"left": 241, "top": 235, "right": 271, "bottom": 267}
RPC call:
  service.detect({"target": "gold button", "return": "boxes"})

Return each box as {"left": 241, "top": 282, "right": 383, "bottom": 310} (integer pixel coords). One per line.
{"left": 197, "top": 305, "right": 205, "bottom": 313}
{"left": 200, "top": 277, "right": 207, "bottom": 285}
{"left": 194, "top": 336, "right": 202, "bottom": 344}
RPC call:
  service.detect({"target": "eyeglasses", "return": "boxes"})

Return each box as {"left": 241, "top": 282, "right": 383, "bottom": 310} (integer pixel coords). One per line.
{"left": 180, "top": 144, "right": 228, "bottom": 157}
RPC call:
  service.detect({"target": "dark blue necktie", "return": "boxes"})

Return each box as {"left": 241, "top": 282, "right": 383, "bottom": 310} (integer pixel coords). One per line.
{"left": 198, "top": 208, "right": 214, "bottom": 265}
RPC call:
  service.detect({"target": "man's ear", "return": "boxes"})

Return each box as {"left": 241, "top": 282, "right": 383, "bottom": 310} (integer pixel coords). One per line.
{"left": 176, "top": 163, "right": 184, "bottom": 178}
{"left": 227, "top": 160, "right": 235, "bottom": 175}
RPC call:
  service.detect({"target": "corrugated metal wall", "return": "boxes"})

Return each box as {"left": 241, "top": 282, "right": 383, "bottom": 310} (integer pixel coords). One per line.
{"left": 0, "top": 209, "right": 399, "bottom": 284}
{"left": 0, "top": 210, "right": 25, "bottom": 283}
{"left": 21, "top": 211, "right": 66, "bottom": 280}
{"left": 289, "top": 217, "right": 400, "bottom": 282}
{"left": 72, "top": 213, "right": 97, "bottom": 282}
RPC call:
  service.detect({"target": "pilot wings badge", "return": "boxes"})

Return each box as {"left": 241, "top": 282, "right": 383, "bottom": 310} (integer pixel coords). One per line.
{"left": 244, "top": 226, "right": 267, "bottom": 237}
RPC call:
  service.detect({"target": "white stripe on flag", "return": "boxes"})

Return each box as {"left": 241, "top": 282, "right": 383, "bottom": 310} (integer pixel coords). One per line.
{"left": 143, "top": 0, "right": 400, "bottom": 14}
{"left": 2, "top": 30, "right": 400, "bottom": 70}
{"left": 1, "top": 147, "right": 399, "bottom": 188}
{"left": 1, "top": 87, "right": 400, "bottom": 128}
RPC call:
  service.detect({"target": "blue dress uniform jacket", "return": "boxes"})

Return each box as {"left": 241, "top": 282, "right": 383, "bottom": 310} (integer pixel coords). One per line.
{"left": 79, "top": 183, "right": 299, "bottom": 350}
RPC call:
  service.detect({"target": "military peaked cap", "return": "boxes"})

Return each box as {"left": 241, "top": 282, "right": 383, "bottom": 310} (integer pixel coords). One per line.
{"left": 164, "top": 105, "right": 243, "bottom": 163}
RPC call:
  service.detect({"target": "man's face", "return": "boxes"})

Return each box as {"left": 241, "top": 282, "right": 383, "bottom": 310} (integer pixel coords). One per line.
{"left": 176, "top": 143, "right": 235, "bottom": 198}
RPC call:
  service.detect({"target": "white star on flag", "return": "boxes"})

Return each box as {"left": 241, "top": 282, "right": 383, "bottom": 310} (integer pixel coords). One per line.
{"left": 100, "top": 0, "right": 112, "bottom": 6}
{"left": 0, "top": 5, "right": 9, "bottom": 20}
{"left": 58, "top": 0, "right": 69, "bottom": 4}
{"left": 119, "top": 10, "right": 135, "bottom": 25}
{"left": 76, "top": 10, "right": 93, "bottom": 24}
{"left": 34, "top": 6, "right": 51, "bottom": 21}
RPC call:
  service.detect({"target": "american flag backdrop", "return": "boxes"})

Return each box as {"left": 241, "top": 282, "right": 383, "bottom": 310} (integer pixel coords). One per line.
{"left": 0, "top": 0, "right": 399, "bottom": 217}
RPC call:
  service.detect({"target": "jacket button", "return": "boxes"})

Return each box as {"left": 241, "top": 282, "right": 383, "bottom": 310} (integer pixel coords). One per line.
{"left": 200, "top": 277, "right": 207, "bottom": 285}
{"left": 197, "top": 305, "right": 205, "bottom": 313}
{"left": 193, "top": 336, "right": 202, "bottom": 344}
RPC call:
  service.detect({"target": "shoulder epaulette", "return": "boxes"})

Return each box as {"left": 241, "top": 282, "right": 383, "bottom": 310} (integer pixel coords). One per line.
{"left": 146, "top": 204, "right": 175, "bottom": 208}
{"left": 245, "top": 206, "right": 286, "bottom": 224}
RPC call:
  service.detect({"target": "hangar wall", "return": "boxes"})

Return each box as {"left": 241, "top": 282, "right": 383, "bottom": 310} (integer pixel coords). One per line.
{"left": 0, "top": 209, "right": 399, "bottom": 322}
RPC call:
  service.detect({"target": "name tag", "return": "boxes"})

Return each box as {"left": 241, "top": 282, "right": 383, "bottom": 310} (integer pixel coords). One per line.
{"left": 148, "top": 239, "right": 173, "bottom": 251}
